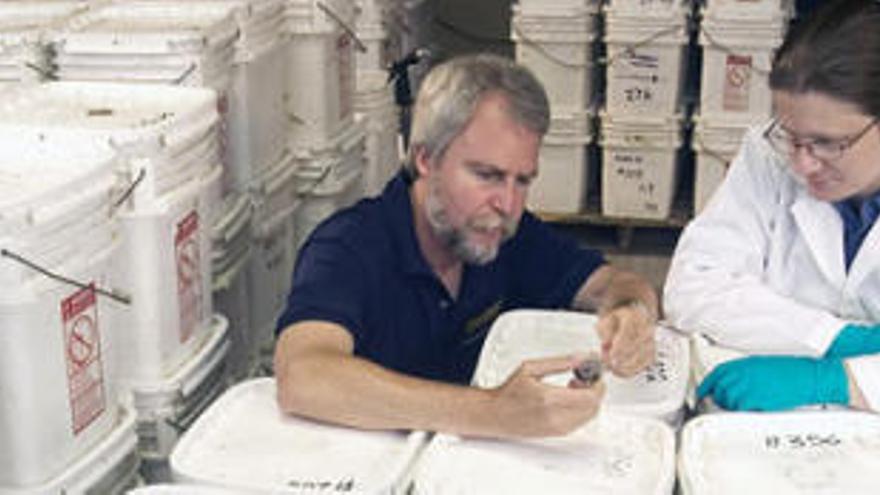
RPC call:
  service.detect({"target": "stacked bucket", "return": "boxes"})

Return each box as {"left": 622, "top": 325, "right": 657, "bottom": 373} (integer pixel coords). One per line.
{"left": 693, "top": 0, "right": 790, "bottom": 213}
{"left": 281, "top": 0, "right": 366, "bottom": 252}
{"left": 0, "top": 1, "right": 88, "bottom": 87}
{"left": 512, "top": 0, "right": 598, "bottom": 214}
{"left": 0, "top": 127, "right": 140, "bottom": 494}
{"left": 355, "top": 0, "right": 403, "bottom": 197}
{"left": 600, "top": 0, "right": 690, "bottom": 220}
{"left": 0, "top": 82, "right": 233, "bottom": 472}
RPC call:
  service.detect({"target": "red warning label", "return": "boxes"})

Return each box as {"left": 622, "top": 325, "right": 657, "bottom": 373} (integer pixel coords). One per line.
{"left": 723, "top": 54, "right": 752, "bottom": 112}
{"left": 175, "top": 210, "right": 203, "bottom": 344}
{"left": 61, "top": 284, "right": 106, "bottom": 435}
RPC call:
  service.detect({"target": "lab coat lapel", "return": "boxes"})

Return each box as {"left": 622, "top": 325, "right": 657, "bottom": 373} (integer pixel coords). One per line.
{"left": 791, "top": 192, "right": 846, "bottom": 287}
{"left": 848, "top": 217, "right": 880, "bottom": 288}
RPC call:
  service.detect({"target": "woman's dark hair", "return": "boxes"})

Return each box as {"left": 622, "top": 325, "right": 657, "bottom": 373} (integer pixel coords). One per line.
{"left": 769, "top": 0, "right": 880, "bottom": 118}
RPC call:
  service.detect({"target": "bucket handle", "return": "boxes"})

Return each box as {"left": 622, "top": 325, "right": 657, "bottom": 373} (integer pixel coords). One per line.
{"left": 698, "top": 26, "right": 772, "bottom": 76}
{"left": 512, "top": 24, "right": 596, "bottom": 69}
{"left": 0, "top": 249, "right": 131, "bottom": 305}
{"left": 317, "top": 1, "right": 367, "bottom": 53}
{"left": 110, "top": 168, "right": 146, "bottom": 215}
{"left": 602, "top": 24, "right": 684, "bottom": 67}
{"left": 173, "top": 63, "right": 199, "bottom": 85}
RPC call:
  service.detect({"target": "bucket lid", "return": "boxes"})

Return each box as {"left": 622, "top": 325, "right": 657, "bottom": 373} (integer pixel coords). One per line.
{"left": 680, "top": 411, "right": 880, "bottom": 495}
{"left": 170, "top": 378, "right": 428, "bottom": 494}
{"left": 54, "top": 1, "right": 239, "bottom": 55}
{"left": 414, "top": 414, "right": 675, "bottom": 494}
{"left": 473, "top": 309, "right": 690, "bottom": 422}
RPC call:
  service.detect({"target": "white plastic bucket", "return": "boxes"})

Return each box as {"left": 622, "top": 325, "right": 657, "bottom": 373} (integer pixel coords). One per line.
{"left": 283, "top": 0, "right": 358, "bottom": 148}
{"left": 699, "top": 11, "right": 786, "bottom": 123}
{"left": 600, "top": 113, "right": 682, "bottom": 220}
{"left": 116, "top": 165, "right": 224, "bottom": 387}
{"left": 604, "top": 11, "right": 688, "bottom": 116}
{"left": 247, "top": 151, "right": 302, "bottom": 374}
{"left": 411, "top": 414, "right": 675, "bottom": 494}
{"left": 691, "top": 114, "right": 749, "bottom": 214}
{"left": 527, "top": 111, "right": 594, "bottom": 214}
{"left": 472, "top": 309, "right": 690, "bottom": 425}
{"left": 512, "top": 4, "right": 597, "bottom": 114}
{"left": 704, "top": 0, "right": 794, "bottom": 20}
{"left": 0, "top": 405, "right": 140, "bottom": 495}
{"left": 292, "top": 120, "right": 366, "bottom": 252}
{"left": 170, "top": 378, "right": 427, "bottom": 494}
{"left": 355, "top": 81, "right": 401, "bottom": 197}
{"left": 0, "top": 82, "right": 221, "bottom": 202}
{"left": 133, "top": 314, "right": 230, "bottom": 462}
{"left": 211, "top": 192, "right": 254, "bottom": 381}
{"left": 0, "top": 139, "right": 128, "bottom": 489}
{"left": 679, "top": 411, "right": 880, "bottom": 494}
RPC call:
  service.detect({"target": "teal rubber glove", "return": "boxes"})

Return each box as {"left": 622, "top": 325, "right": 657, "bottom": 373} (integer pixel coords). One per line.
{"left": 697, "top": 355, "right": 849, "bottom": 411}
{"left": 825, "top": 323, "right": 880, "bottom": 358}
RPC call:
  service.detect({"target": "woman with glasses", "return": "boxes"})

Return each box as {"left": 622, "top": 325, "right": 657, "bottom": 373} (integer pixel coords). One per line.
{"left": 664, "top": 0, "right": 880, "bottom": 412}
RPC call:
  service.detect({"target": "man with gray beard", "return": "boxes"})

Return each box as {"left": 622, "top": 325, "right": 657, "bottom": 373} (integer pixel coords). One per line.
{"left": 274, "top": 54, "right": 658, "bottom": 439}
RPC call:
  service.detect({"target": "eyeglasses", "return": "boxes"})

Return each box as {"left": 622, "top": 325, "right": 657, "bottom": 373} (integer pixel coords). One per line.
{"left": 763, "top": 118, "right": 878, "bottom": 162}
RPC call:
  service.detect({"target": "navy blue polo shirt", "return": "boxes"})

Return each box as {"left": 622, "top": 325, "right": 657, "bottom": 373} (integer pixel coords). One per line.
{"left": 276, "top": 172, "right": 606, "bottom": 384}
{"left": 834, "top": 190, "right": 880, "bottom": 272}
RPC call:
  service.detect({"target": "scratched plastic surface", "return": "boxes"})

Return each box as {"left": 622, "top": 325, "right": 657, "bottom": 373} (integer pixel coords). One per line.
{"left": 411, "top": 413, "right": 675, "bottom": 495}
{"left": 679, "top": 411, "right": 880, "bottom": 494}
{"left": 472, "top": 309, "right": 690, "bottom": 424}
{"left": 170, "top": 378, "right": 427, "bottom": 495}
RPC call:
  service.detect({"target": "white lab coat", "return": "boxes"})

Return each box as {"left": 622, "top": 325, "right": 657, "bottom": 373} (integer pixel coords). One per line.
{"left": 664, "top": 124, "right": 880, "bottom": 410}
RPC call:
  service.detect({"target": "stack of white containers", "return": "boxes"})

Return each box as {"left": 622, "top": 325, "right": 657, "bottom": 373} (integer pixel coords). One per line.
{"left": 355, "top": 0, "right": 402, "bottom": 197}
{"left": 0, "top": 0, "right": 89, "bottom": 87}
{"left": 275, "top": 0, "right": 366, "bottom": 364}
{"left": 0, "top": 82, "right": 232, "bottom": 468}
{"left": 0, "top": 128, "right": 139, "bottom": 493}
{"left": 693, "top": 0, "right": 789, "bottom": 213}
{"left": 601, "top": 0, "right": 689, "bottom": 220}
{"left": 512, "top": 0, "right": 597, "bottom": 214}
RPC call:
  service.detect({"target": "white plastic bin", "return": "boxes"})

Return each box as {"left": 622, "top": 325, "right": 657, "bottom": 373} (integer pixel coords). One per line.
{"left": 679, "top": 411, "right": 880, "bottom": 494}
{"left": 133, "top": 314, "right": 230, "bottom": 462}
{"left": 411, "top": 413, "right": 675, "bottom": 494}
{"left": 692, "top": 114, "right": 750, "bottom": 214}
{"left": 600, "top": 113, "right": 682, "bottom": 220}
{"left": 473, "top": 309, "right": 690, "bottom": 425}
{"left": 604, "top": 10, "right": 688, "bottom": 116}
{"left": 527, "top": 111, "right": 593, "bottom": 214}
{"left": 283, "top": 0, "right": 358, "bottom": 148}
{"left": 211, "top": 192, "right": 254, "bottom": 381}
{"left": 117, "top": 165, "right": 224, "bottom": 387}
{"left": 247, "top": 151, "right": 302, "bottom": 373}
{"left": 0, "top": 141, "right": 128, "bottom": 489}
{"left": 699, "top": 11, "right": 786, "bottom": 122}
{"left": 355, "top": 77, "right": 401, "bottom": 197}
{"left": 512, "top": 4, "right": 597, "bottom": 114}
{"left": 292, "top": 119, "right": 366, "bottom": 251}
{"left": 170, "top": 378, "right": 428, "bottom": 494}
{"left": 0, "top": 82, "right": 221, "bottom": 202}
{"left": 0, "top": 405, "right": 140, "bottom": 495}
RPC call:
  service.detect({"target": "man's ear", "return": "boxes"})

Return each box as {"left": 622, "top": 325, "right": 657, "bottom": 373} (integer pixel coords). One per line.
{"left": 413, "top": 145, "right": 432, "bottom": 177}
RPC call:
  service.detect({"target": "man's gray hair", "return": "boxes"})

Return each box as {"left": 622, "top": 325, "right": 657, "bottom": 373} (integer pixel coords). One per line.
{"left": 404, "top": 53, "right": 550, "bottom": 177}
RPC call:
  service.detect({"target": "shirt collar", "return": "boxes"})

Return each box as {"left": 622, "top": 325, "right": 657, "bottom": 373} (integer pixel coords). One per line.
{"left": 833, "top": 189, "right": 880, "bottom": 228}
{"left": 382, "top": 171, "right": 435, "bottom": 277}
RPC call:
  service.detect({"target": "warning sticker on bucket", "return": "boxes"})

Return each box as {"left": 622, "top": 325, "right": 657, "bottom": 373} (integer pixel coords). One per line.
{"left": 176, "top": 210, "right": 203, "bottom": 344}
{"left": 723, "top": 54, "right": 752, "bottom": 112}
{"left": 61, "top": 284, "right": 106, "bottom": 435}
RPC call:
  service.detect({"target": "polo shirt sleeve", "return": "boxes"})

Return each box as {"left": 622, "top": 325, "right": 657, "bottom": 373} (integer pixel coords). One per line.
{"left": 275, "top": 233, "right": 368, "bottom": 343}
{"left": 508, "top": 212, "right": 606, "bottom": 308}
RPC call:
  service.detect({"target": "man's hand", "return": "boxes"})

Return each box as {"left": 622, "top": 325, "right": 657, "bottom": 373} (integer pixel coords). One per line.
{"left": 596, "top": 300, "right": 656, "bottom": 377}
{"left": 487, "top": 354, "right": 605, "bottom": 438}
